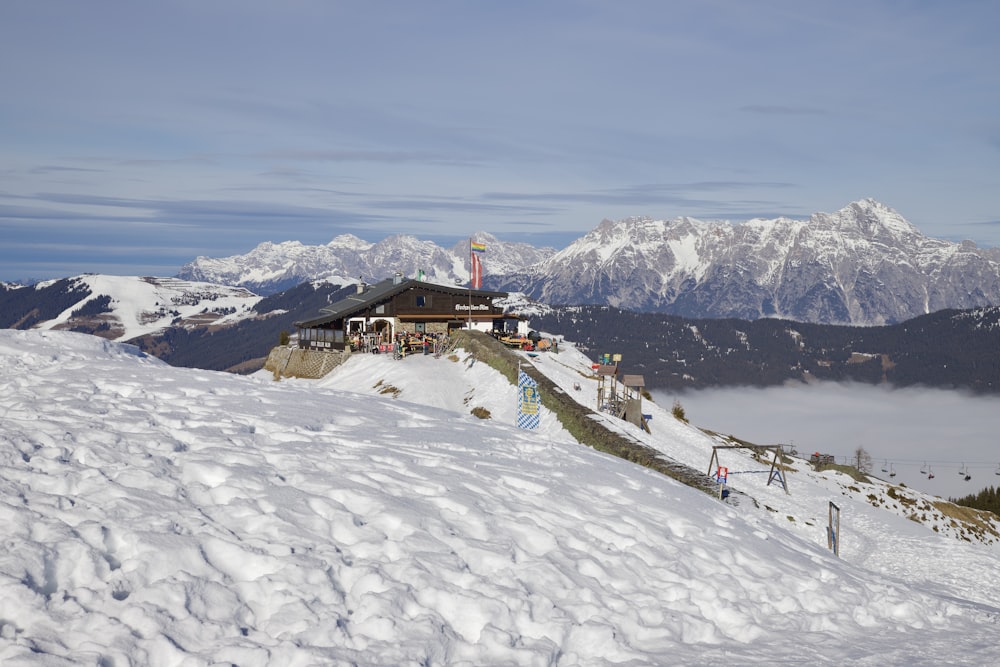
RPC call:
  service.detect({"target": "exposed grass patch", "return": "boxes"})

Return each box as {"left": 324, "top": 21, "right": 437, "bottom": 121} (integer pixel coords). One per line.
{"left": 470, "top": 406, "right": 491, "bottom": 419}
{"left": 886, "top": 486, "right": 917, "bottom": 507}
{"left": 932, "top": 501, "right": 1000, "bottom": 542}
{"left": 373, "top": 380, "right": 401, "bottom": 398}
{"left": 815, "top": 462, "right": 872, "bottom": 485}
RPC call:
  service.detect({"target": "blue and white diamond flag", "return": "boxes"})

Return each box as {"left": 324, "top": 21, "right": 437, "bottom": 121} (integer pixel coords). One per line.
{"left": 517, "top": 369, "right": 540, "bottom": 430}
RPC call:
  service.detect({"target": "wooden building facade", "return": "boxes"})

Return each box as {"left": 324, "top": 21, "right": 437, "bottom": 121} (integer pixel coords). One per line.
{"left": 294, "top": 276, "right": 519, "bottom": 351}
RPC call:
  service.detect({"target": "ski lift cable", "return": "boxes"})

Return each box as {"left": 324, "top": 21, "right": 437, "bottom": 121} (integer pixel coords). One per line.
{"left": 844, "top": 456, "right": 999, "bottom": 469}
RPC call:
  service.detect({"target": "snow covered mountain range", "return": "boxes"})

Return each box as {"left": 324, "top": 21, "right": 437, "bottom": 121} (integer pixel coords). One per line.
{"left": 3, "top": 328, "right": 1000, "bottom": 664}
{"left": 179, "top": 199, "right": 1000, "bottom": 325}
{"left": 498, "top": 198, "right": 1000, "bottom": 325}
{"left": 179, "top": 232, "right": 555, "bottom": 295}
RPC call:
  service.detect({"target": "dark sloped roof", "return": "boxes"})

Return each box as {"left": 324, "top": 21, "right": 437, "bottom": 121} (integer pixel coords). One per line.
{"left": 322, "top": 279, "right": 406, "bottom": 316}
{"left": 294, "top": 278, "right": 506, "bottom": 328}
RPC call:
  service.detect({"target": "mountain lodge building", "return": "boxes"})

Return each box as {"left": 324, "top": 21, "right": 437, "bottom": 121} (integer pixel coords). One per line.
{"left": 294, "top": 275, "right": 522, "bottom": 351}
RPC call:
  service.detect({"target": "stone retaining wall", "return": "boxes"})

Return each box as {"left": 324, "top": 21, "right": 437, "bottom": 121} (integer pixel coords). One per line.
{"left": 264, "top": 346, "right": 350, "bottom": 380}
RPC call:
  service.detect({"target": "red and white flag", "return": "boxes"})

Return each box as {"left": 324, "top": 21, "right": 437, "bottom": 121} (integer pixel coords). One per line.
{"left": 470, "top": 252, "right": 483, "bottom": 289}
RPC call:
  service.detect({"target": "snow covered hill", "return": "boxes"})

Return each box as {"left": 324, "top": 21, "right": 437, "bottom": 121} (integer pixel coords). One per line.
{"left": 1, "top": 274, "right": 262, "bottom": 341}
{"left": 2, "top": 329, "right": 999, "bottom": 665}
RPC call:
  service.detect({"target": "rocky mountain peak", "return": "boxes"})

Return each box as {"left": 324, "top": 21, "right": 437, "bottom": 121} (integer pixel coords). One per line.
{"left": 504, "top": 199, "right": 1000, "bottom": 325}
{"left": 821, "top": 198, "right": 921, "bottom": 243}
{"left": 326, "top": 234, "right": 373, "bottom": 251}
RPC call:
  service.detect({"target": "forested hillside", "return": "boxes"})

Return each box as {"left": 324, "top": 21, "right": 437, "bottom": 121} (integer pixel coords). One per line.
{"left": 529, "top": 306, "right": 1000, "bottom": 394}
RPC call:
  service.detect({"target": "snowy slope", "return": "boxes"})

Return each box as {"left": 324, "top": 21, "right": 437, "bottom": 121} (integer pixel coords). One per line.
{"left": 2, "top": 330, "right": 999, "bottom": 665}
{"left": 325, "top": 335, "right": 1000, "bottom": 591}
{"left": 29, "top": 274, "right": 262, "bottom": 341}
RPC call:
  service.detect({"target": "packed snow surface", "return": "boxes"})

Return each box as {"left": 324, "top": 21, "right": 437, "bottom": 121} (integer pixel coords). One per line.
{"left": 1, "top": 330, "right": 998, "bottom": 665}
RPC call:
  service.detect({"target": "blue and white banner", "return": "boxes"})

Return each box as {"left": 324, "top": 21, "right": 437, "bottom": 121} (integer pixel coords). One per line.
{"left": 517, "top": 369, "right": 540, "bottom": 430}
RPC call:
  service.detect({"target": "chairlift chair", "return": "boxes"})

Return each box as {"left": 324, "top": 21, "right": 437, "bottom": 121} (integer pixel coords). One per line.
{"left": 920, "top": 461, "right": 927, "bottom": 475}
{"left": 881, "top": 459, "right": 889, "bottom": 473}
{"left": 995, "top": 463, "right": 1000, "bottom": 476}
{"left": 889, "top": 463, "right": 896, "bottom": 478}
{"left": 927, "top": 467, "right": 935, "bottom": 480}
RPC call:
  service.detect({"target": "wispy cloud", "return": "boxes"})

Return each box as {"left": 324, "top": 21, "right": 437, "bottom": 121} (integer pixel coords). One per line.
{"left": 0, "top": 203, "right": 124, "bottom": 222}
{"left": 120, "top": 156, "right": 217, "bottom": 167}
{"left": 28, "top": 165, "right": 107, "bottom": 175}
{"left": 476, "top": 182, "right": 801, "bottom": 219}
{"left": 32, "top": 193, "right": 155, "bottom": 210}
{"left": 740, "top": 105, "right": 827, "bottom": 116}
{"left": 361, "top": 196, "right": 558, "bottom": 216}
{"left": 254, "top": 149, "right": 482, "bottom": 168}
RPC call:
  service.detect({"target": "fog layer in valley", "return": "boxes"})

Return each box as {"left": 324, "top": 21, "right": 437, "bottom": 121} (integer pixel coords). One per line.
{"left": 655, "top": 383, "right": 1000, "bottom": 501}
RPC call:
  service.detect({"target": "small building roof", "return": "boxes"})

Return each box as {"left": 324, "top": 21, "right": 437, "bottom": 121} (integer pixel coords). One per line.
{"left": 621, "top": 374, "right": 645, "bottom": 388}
{"left": 596, "top": 364, "right": 619, "bottom": 377}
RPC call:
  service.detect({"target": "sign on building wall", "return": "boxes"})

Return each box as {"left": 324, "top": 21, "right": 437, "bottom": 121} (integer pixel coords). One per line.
{"left": 517, "top": 369, "right": 540, "bottom": 430}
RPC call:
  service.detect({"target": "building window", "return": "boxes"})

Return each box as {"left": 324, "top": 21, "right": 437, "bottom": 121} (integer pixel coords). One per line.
{"left": 416, "top": 295, "right": 430, "bottom": 307}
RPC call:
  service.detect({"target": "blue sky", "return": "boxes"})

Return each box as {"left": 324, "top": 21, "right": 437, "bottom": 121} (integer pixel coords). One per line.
{"left": 2, "top": 1, "right": 999, "bottom": 281}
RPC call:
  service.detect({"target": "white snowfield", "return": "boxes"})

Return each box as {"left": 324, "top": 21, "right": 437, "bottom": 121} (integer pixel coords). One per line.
{"left": 32, "top": 274, "right": 262, "bottom": 341}
{"left": 1, "top": 329, "right": 998, "bottom": 666}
